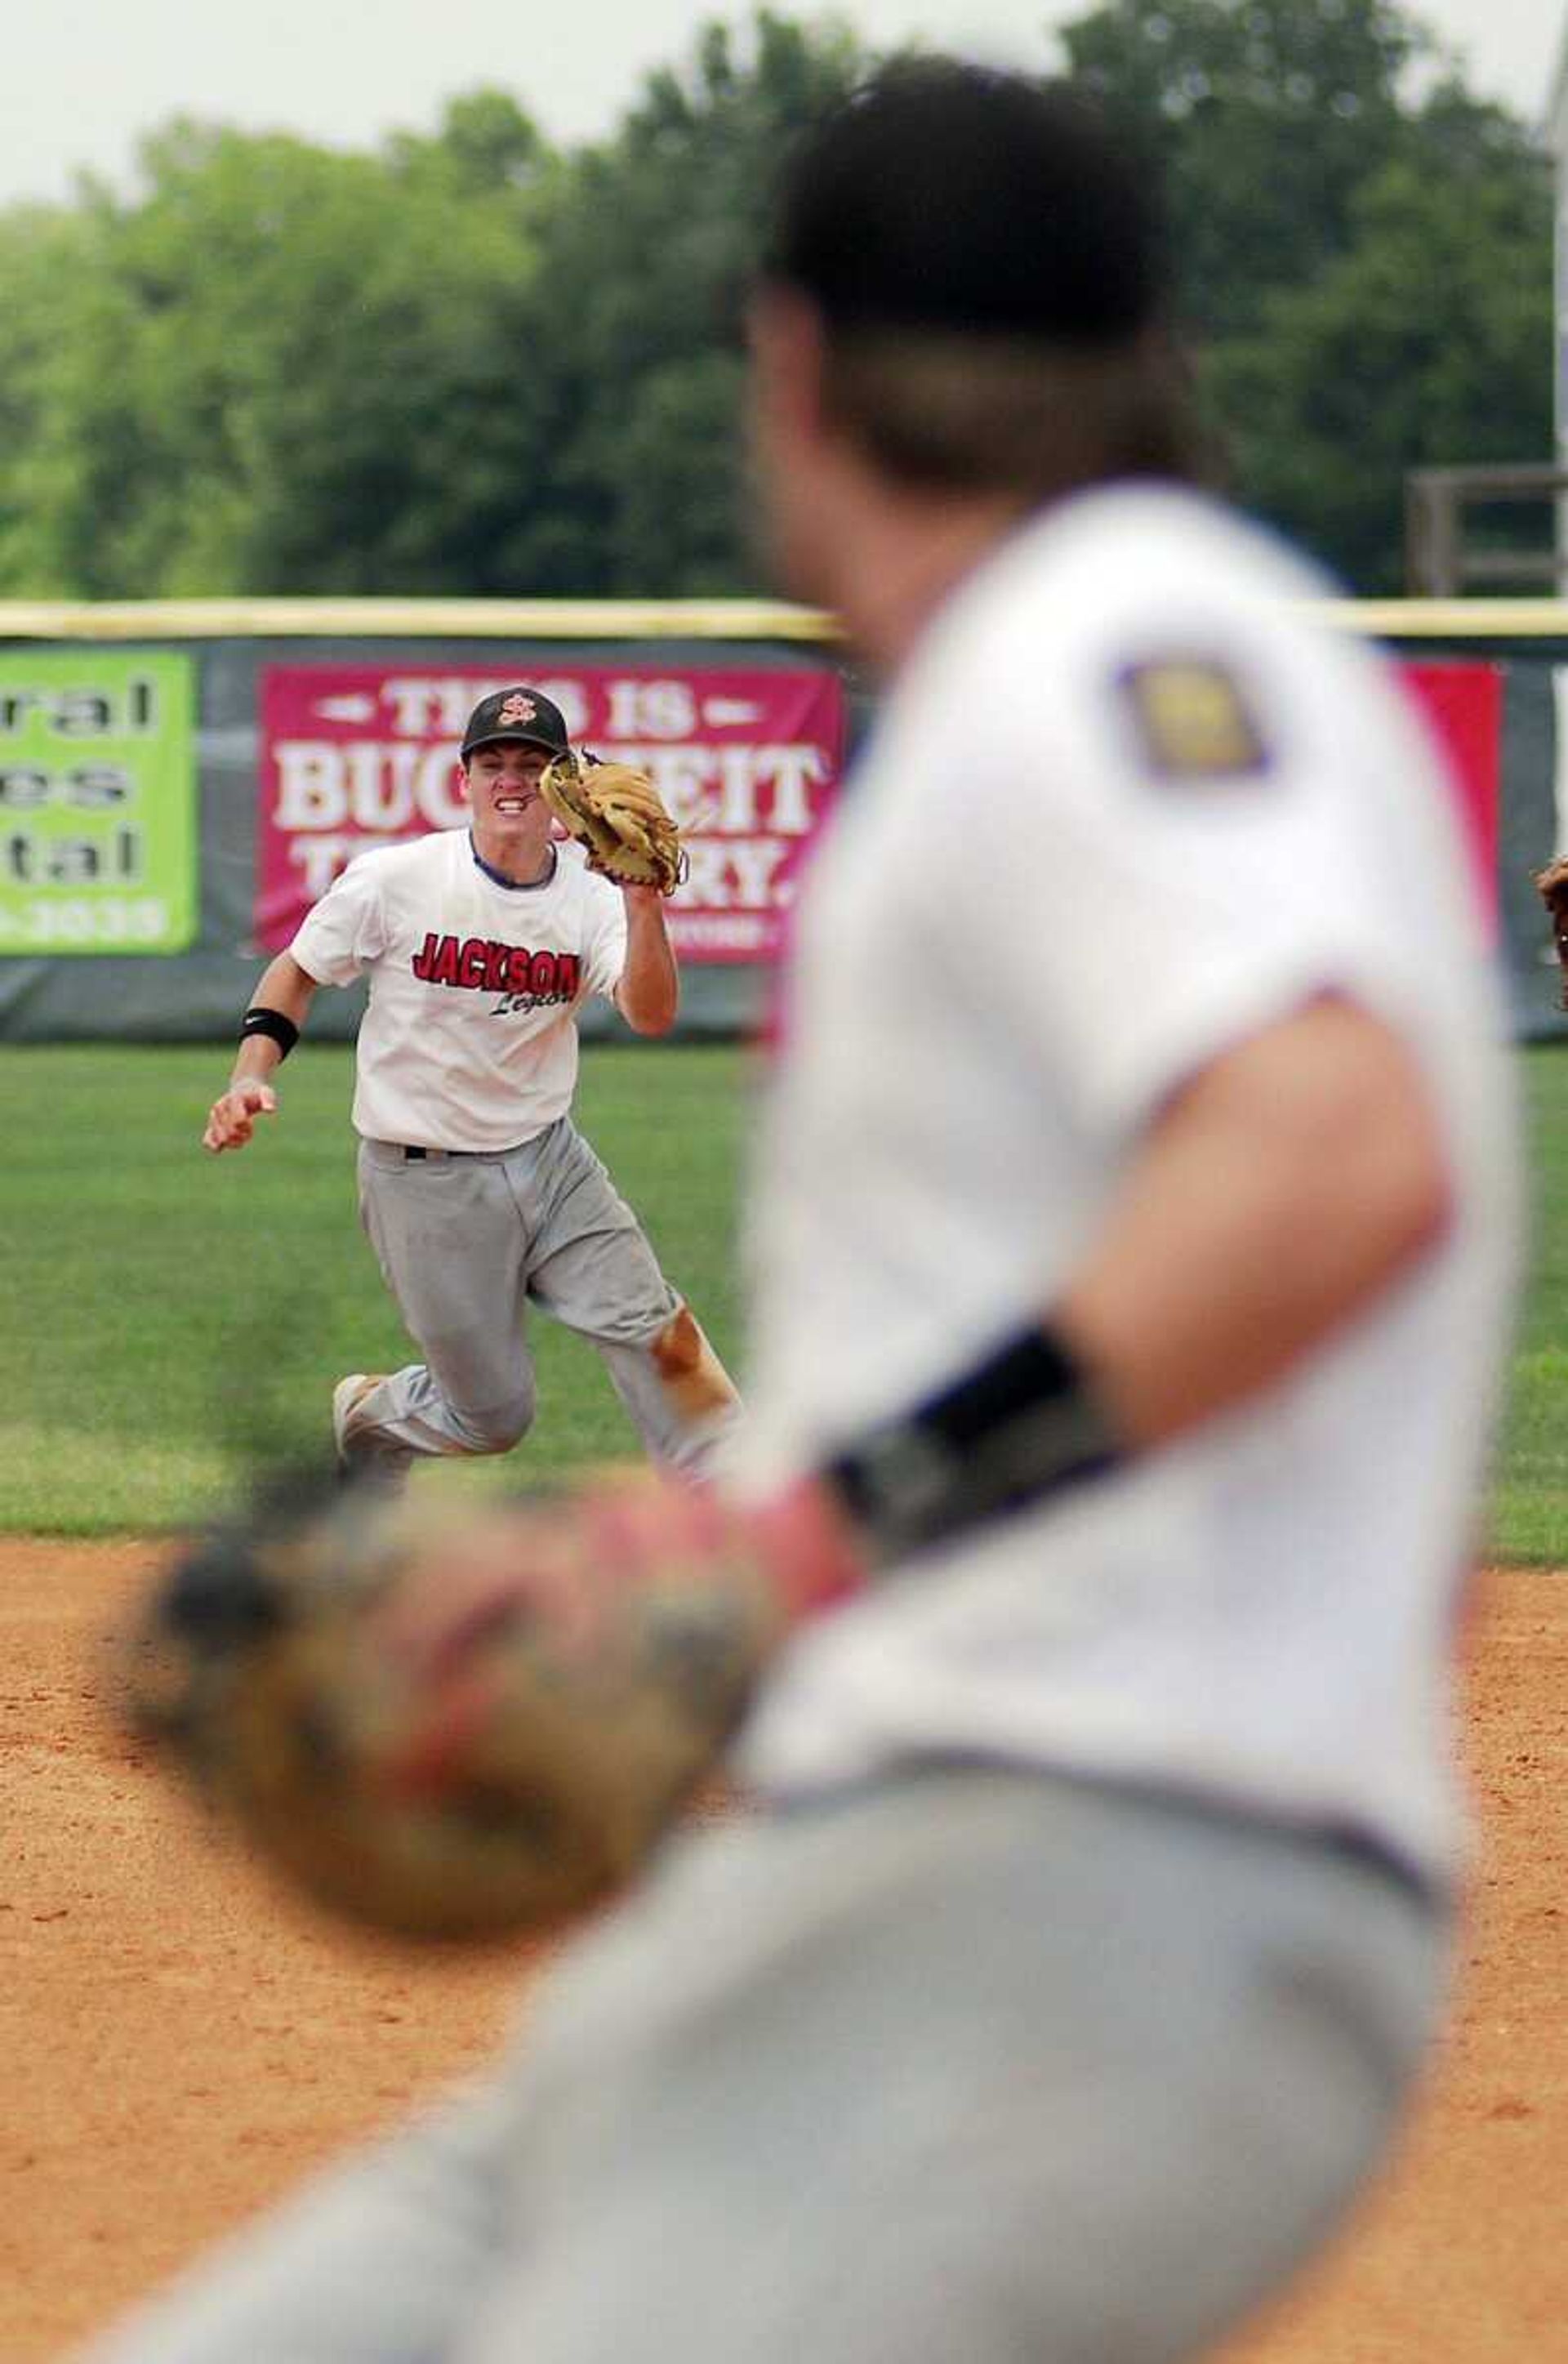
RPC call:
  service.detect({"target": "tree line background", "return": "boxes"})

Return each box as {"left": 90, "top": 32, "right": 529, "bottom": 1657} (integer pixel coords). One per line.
{"left": 0, "top": 0, "right": 1551, "bottom": 603}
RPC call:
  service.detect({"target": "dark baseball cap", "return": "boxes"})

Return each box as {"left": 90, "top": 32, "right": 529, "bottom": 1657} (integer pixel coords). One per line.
{"left": 763, "top": 61, "right": 1167, "bottom": 344}
{"left": 461, "top": 687, "right": 571, "bottom": 760}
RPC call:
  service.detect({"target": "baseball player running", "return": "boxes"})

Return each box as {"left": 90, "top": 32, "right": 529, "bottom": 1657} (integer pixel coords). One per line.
{"left": 202, "top": 685, "right": 741, "bottom": 1484}
{"left": 88, "top": 62, "right": 1518, "bottom": 2364}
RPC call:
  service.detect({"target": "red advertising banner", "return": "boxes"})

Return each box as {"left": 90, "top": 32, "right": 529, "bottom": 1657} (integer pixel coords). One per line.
{"left": 256, "top": 664, "right": 847, "bottom": 961}
{"left": 1400, "top": 659, "right": 1502, "bottom": 930}
{"left": 256, "top": 656, "right": 1499, "bottom": 963}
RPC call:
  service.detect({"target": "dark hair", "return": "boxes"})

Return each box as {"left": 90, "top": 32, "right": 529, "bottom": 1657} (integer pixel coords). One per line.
{"left": 762, "top": 59, "right": 1201, "bottom": 496}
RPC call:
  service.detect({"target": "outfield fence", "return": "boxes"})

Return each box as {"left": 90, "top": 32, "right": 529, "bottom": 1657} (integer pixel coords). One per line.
{"left": 0, "top": 595, "right": 1563, "bottom": 1043}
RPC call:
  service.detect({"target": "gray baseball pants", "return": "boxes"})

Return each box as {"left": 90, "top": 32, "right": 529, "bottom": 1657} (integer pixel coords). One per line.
{"left": 76, "top": 1764, "right": 1450, "bottom": 2364}
{"left": 342, "top": 1118, "right": 741, "bottom": 1480}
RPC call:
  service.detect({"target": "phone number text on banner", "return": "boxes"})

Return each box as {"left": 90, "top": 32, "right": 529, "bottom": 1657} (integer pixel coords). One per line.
{"left": 256, "top": 666, "right": 847, "bottom": 963}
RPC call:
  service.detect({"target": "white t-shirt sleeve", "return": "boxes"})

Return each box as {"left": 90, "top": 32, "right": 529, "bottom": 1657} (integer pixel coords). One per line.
{"left": 953, "top": 628, "right": 1425, "bottom": 1140}
{"left": 288, "top": 852, "right": 393, "bottom": 987}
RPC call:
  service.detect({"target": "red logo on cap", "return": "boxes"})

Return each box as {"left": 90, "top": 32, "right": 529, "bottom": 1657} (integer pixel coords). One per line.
{"left": 497, "top": 694, "right": 537, "bottom": 726}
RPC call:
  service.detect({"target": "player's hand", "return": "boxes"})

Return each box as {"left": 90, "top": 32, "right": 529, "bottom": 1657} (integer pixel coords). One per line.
{"left": 373, "top": 1487, "right": 667, "bottom": 1679}
{"left": 376, "top": 1474, "right": 864, "bottom": 1696}
{"left": 203, "top": 1080, "right": 277, "bottom": 1153}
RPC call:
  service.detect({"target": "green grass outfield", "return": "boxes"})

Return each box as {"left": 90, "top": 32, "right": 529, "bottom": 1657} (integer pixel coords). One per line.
{"left": 3, "top": 1038, "right": 1568, "bottom": 1561}
{"left": 0, "top": 1041, "right": 749, "bottom": 1535}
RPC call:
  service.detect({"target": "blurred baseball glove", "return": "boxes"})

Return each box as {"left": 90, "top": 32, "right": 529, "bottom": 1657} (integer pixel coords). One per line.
{"left": 1536, "top": 859, "right": 1568, "bottom": 1011}
{"left": 117, "top": 1475, "right": 856, "bottom": 1943}
{"left": 540, "top": 752, "right": 686, "bottom": 894}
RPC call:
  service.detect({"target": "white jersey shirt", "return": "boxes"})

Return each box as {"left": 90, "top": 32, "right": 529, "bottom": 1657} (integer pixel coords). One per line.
{"left": 288, "top": 830, "right": 627, "bottom": 1151}
{"left": 735, "top": 483, "right": 1520, "bottom": 1885}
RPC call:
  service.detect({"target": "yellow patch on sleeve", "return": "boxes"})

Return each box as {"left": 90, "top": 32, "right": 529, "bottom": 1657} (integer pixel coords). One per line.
{"left": 1118, "top": 658, "right": 1272, "bottom": 783}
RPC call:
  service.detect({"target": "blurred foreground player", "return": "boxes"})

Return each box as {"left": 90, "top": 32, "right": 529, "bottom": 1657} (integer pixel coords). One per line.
{"left": 85, "top": 60, "right": 1518, "bottom": 2364}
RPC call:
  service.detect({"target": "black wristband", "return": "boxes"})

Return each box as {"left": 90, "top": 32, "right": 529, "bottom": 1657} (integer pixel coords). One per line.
{"left": 822, "top": 1323, "right": 1125, "bottom": 1564}
{"left": 239, "top": 1006, "right": 300, "bottom": 1060}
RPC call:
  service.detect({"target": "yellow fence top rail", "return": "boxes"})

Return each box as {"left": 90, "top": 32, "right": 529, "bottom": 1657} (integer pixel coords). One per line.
{"left": 0, "top": 597, "right": 843, "bottom": 643}
{"left": 1322, "top": 600, "right": 1568, "bottom": 639}
{"left": 0, "top": 595, "right": 1566, "bottom": 645}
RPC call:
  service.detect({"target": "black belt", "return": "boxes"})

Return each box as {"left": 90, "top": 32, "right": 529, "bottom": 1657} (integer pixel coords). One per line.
{"left": 376, "top": 1137, "right": 532, "bottom": 1162}
{"left": 398, "top": 1143, "right": 528, "bottom": 1161}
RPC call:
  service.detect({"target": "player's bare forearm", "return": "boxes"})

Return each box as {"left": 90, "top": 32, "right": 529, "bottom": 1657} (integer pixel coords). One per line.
{"left": 614, "top": 889, "right": 679, "bottom": 1036}
{"left": 203, "top": 952, "right": 318, "bottom": 1153}
{"left": 1055, "top": 994, "right": 1454, "bottom": 1447}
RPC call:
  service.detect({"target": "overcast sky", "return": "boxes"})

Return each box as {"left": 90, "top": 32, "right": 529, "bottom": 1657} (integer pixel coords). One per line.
{"left": 0, "top": 0, "right": 1558, "bottom": 211}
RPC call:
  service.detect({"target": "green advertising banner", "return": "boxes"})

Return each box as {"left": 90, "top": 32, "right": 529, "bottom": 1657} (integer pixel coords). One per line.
{"left": 0, "top": 651, "right": 197, "bottom": 955}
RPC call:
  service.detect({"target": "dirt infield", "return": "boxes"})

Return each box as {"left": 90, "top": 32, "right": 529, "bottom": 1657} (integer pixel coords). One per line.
{"left": 2, "top": 1544, "right": 1564, "bottom": 2362}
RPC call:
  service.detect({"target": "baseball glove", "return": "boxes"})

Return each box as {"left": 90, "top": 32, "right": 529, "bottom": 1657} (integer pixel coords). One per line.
{"left": 540, "top": 752, "right": 686, "bottom": 894}
{"left": 1536, "top": 859, "right": 1568, "bottom": 1010}
{"left": 115, "top": 1474, "right": 855, "bottom": 1943}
